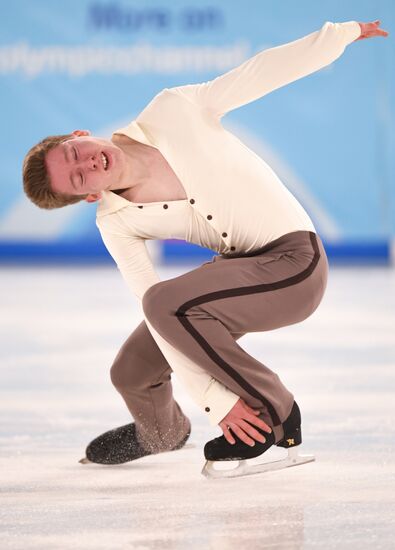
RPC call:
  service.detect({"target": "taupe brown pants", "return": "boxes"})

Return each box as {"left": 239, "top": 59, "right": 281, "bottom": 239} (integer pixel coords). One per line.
{"left": 110, "top": 230, "right": 329, "bottom": 452}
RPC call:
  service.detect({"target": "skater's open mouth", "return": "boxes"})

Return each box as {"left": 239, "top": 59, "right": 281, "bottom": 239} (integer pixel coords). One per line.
{"left": 101, "top": 152, "right": 109, "bottom": 171}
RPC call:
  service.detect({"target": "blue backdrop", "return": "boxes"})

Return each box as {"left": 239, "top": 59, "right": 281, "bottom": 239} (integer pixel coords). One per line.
{"left": 1, "top": 0, "right": 394, "bottom": 264}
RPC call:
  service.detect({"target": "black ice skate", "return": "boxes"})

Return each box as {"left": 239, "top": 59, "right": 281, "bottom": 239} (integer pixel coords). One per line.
{"left": 79, "top": 422, "right": 191, "bottom": 465}
{"left": 201, "top": 401, "right": 315, "bottom": 479}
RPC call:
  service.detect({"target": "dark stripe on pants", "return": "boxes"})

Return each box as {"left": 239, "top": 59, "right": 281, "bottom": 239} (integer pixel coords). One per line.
{"left": 174, "top": 232, "right": 320, "bottom": 426}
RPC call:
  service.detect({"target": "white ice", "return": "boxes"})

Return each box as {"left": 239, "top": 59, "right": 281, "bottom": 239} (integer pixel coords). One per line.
{"left": 1, "top": 263, "right": 394, "bottom": 549}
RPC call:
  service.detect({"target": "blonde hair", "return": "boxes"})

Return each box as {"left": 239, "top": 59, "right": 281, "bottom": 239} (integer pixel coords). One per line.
{"left": 22, "top": 134, "right": 89, "bottom": 209}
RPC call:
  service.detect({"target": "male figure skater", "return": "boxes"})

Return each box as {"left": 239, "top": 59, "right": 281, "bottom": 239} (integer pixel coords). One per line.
{"left": 22, "top": 20, "right": 388, "bottom": 477}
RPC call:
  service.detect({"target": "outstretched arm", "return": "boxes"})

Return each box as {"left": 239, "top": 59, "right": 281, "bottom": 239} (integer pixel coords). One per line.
{"left": 168, "top": 19, "right": 389, "bottom": 119}
{"left": 168, "top": 20, "right": 362, "bottom": 118}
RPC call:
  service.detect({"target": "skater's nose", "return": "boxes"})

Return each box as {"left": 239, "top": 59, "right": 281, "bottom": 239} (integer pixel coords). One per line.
{"left": 83, "top": 156, "right": 98, "bottom": 171}
{"left": 75, "top": 154, "right": 98, "bottom": 171}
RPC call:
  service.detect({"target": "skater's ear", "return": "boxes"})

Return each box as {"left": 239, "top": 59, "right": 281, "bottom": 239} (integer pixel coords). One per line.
{"left": 84, "top": 192, "right": 102, "bottom": 203}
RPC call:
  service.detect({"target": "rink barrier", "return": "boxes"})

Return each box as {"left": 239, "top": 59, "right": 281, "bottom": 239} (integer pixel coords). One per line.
{"left": 162, "top": 239, "right": 392, "bottom": 265}
{"left": 0, "top": 238, "right": 392, "bottom": 265}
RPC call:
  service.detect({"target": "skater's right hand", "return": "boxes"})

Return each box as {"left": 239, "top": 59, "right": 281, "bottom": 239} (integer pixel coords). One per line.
{"left": 219, "top": 398, "right": 272, "bottom": 446}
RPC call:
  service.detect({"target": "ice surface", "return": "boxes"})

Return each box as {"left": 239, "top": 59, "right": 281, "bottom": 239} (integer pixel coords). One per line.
{"left": 1, "top": 264, "right": 394, "bottom": 549}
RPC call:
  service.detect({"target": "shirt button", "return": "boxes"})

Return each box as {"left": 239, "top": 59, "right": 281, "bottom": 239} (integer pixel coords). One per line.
{"left": 163, "top": 204, "right": 168, "bottom": 209}
{"left": 138, "top": 206, "right": 143, "bottom": 209}
{"left": 230, "top": 246, "right": 236, "bottom": 251}
{"left": 222, "top": 232, "right": 227, "bottom": 238}
{"left": 207, "top": 215, "right": 212, "bottom": 220}
{"left": 205, "top": 407, "right": 210, "bottom": 412}
{"left": 190, "top": 198, "right": 195, "bottom": 204}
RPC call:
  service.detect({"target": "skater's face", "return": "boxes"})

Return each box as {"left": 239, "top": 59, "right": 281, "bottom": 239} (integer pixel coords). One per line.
{"left": 45, "top": 131, "right": 128, "bottom": 202}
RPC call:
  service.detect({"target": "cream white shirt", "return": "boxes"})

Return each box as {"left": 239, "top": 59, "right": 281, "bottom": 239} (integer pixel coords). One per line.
{"left": 96, "top": 20, "right": 361, "bottom": 426}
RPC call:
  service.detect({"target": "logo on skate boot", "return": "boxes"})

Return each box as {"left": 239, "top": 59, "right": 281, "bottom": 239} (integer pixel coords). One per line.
{"left": 286, "top": 438, "right": 295, "bottom": 446}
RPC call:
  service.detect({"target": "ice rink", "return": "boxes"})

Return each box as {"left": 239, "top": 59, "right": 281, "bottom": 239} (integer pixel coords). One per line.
{"left": 1, "top": 263, "right": 394, "bottom": 549}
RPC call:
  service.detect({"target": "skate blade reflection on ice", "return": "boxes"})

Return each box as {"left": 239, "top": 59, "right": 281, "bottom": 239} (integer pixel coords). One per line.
{"left": 201, "top": 446, "right": 315, "bottom": 479}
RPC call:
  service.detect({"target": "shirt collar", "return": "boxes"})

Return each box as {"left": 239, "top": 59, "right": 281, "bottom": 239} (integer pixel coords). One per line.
{"left": 96, "top": 120, "right": 156, "bottom": 218}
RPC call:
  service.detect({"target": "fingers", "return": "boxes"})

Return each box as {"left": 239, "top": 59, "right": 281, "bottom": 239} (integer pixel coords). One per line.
{"left": 246, "top": 411, "right": 272, "bottom": 434}
{"left": 356, "top": 20, "right": 389, "bottom": 40}
{"left": 227, "top": 423, "right": 255, "bottom": 446}
{"left": 227, "top": 421, "right": 265, "bottom": 446}
{"left": 219, "top": 398, "right": 274, "bottom": 445}
{"left": 220, "top": 419, "right": 270, "bottom": 446}
{"left": 220, "top": 422, "right": 236, "bottom": 445}
{"left": 373, "top": 20, "right": 389, "bottom": 37}
{"left": 251, "top": 417, "right": 272, "bottom": 434}
{"left": 238, "top": 399, "right": 273, "bottom": 433}
{"left": 238, "top": 419, "right": 267, "bottom": 444}
{"left": 220, "top": 420, "right": 258, "bottom": 446}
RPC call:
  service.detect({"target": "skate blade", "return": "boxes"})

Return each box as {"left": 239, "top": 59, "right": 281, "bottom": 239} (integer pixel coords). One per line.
{"left": 79, "top": 457, "right": 93, "bottom": 464}
{"left": 201, "top": 446, "right": 315, "bottom": 479}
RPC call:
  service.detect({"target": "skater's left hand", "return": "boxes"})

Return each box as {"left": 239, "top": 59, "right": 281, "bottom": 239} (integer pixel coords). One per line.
{"left": 219, "top": 398, "right": 272, "bottom": 446}
{"left": 355, "top": 20, "right": 389, "bottom": 41}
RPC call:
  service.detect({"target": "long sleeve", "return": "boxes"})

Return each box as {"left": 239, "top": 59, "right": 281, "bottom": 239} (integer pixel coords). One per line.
{"left": 167, "top": 20, "right": 361, "bottom": 119}
{"left": 96, "top": 216, "right": 240, "bottom": 426}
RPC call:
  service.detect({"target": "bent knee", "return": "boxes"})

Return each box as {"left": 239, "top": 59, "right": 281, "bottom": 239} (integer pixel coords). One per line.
{"left": 109, "top": 360, "right": 126, "bottom": 390}
{"left": 110, "top": 358, "right": 144, "bottom": 391}
{"left": 110, "top": 356, "right": 170, "bottom": 392}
